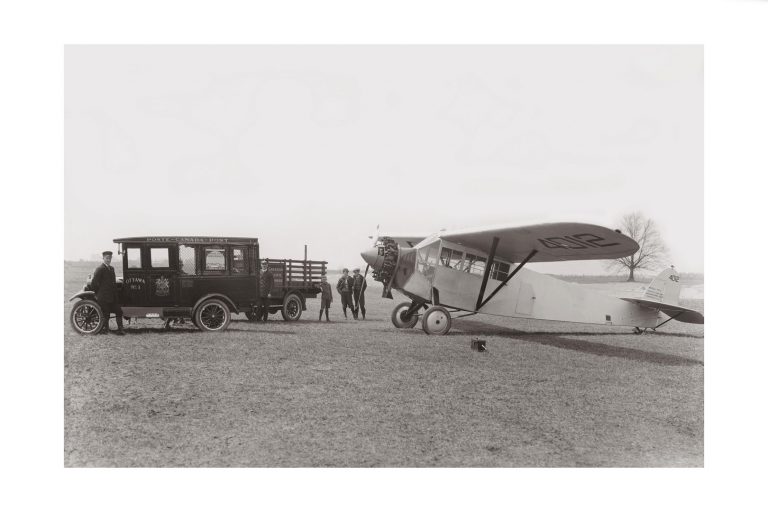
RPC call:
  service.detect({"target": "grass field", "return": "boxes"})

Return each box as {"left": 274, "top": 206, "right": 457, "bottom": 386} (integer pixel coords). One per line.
{"left": 64, "top": 262, "right": 704, "bottom": 467}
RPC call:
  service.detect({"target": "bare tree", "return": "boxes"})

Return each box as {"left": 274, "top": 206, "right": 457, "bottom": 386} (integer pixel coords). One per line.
{"left": 607, "top": 212, "right": 668, "bottom": 281}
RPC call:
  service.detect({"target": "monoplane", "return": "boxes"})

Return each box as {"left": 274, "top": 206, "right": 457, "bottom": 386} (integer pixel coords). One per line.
{"left": 360, "top": 223, "right": 703, "bottom": 335}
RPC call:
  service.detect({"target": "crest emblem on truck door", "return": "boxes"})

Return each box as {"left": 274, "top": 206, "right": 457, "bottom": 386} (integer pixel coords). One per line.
{"left": 155, "top": 276, "right": 170, "bottom": 296}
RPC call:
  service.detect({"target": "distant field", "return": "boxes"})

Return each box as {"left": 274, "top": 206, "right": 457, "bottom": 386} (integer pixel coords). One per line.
{"left": 64, "top": 261, "right": 703, "bottom": 467}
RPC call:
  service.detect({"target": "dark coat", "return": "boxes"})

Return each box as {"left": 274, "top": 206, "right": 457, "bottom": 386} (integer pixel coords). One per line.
{"left": 352, "top": 274, "right": 367, "bottom": 292}
{"left": 319, "top": 282, "right": 333, "bottom": 303}
{"left": 91, "top": 263, "right": 118, "bottom": 303}
{"left": 259, "top": 269, "right": 274, "bottom": 297}
{"left": 336, "top": 275, "right": 354, "bottom": 294}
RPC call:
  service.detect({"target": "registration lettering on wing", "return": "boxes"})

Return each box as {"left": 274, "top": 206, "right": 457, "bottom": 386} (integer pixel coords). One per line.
{"left": 537, "top": 233, "right": 620, "bottom": 250}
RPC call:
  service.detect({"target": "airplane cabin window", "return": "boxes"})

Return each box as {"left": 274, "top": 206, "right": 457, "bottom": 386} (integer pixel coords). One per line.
{"left": 465, "top": 253, "right": 486, "bottom": 276}
{"left": 440, "top": 247, "right": 464, "bottom": 269}
{"left": 491, "top": 261, "right": 511, "bottom": 280}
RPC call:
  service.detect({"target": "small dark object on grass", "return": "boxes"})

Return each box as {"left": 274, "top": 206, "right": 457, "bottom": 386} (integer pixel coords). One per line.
{"left": 471, "top": 338, "right": 487, "bottom": 352}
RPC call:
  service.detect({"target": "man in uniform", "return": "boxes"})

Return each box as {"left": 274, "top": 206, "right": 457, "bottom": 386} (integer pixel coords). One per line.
{"left": 90, "top": 250, "right": 125, "bottom": 335}
{"left": 258, "top": 260, "right": 274, "bottom": 321}
{"left": 352, "top": 267, "right": 367, "bottom": 320}
{"left": 336, "top": 268, "right": 355, "bottom": 319}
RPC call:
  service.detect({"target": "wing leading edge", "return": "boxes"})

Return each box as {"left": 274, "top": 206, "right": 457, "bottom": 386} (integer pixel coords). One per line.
{"left": 439, "top": 222, "right": 639, "bottom": 263}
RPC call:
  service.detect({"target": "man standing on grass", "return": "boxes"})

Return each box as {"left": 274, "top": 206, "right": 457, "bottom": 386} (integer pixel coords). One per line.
{"left": 90, "top": 250, "right": 125, "bottom": 335}
{"left": 258, "top": 260, "right": 274, "bottom": 321}
{"left": 318, "top": 275, "right": 333, "bottom": 322}
{"left": 336, "top": 268, "right": 355, "bottom": 319}
{"left": 352, "top": 267, "right": 367, "bottom": 320}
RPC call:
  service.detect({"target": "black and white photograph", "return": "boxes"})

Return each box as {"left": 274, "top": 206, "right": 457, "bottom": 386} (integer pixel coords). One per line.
{"left": 64, "top": 45, "right": 704, "bottom": 467}
{"left": 5, "top": 0, "right": 768, "bottom": 510}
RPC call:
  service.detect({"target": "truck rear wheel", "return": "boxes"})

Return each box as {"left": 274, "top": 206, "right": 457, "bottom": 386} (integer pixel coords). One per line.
{"left": 281, "top": 294, "right": 302, "bottom": 321}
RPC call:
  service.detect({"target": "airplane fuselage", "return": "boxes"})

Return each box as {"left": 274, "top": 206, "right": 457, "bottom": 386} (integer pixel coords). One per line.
{"left": 368, "top": 234, "right": 662, "bottom": 329}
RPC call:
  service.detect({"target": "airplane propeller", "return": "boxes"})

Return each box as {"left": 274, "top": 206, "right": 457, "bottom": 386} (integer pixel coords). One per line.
{"left": 358, "top": 225, "right": 379, "bottom": 303}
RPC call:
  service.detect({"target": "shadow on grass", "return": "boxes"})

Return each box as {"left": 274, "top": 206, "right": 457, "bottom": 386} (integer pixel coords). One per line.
{"left": 457, "top": 326, "right": 703, "bottom": 340}
{"left": 457, "top": 319, "right": 703, "bottom": 367}
{"left": 119, "top": 327, "right": 297, "bottom": 336}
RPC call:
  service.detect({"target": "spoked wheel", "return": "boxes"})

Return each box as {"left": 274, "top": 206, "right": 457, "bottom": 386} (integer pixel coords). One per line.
{"left": 70, "top": 299, "right": 105, "bottom": 335}
{"left": 195, "top": 299, "right": 231, "bottom": 332}
{"left": 421, "top": 305, "right": 452, "bottom": 335}
{"left": 391, "top": 301, "right": 419, "bottom": 329}
{"left": 281, "top": 294, "right": 302, "bottom": 321}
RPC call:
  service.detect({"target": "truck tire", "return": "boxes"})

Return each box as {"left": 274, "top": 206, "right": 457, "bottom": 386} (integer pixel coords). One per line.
{"left": 194, "top": 298, "right": 231, "bottom": 332}
{"left": 70, "top": 299, "right": 105, "bottom": 335}
{"left": 281, "top": 293, "right": 302, "bottom": 321}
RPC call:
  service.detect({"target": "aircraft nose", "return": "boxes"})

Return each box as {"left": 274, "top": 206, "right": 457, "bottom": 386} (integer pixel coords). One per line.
{"left": 361, "top": 248, "right": 383, "bottom": 270}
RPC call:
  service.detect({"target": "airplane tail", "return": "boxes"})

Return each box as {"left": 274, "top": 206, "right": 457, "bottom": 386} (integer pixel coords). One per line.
{"left": 642, "top": 267, "right": 681, "bottom": 305}
{"left": 620, "top": 267, "right": 704, "bottom": 325}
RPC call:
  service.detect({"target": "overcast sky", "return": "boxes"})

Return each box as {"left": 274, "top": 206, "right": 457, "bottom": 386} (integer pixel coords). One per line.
{"left": 64, "top": 45, "right": 703, "bottom": 274}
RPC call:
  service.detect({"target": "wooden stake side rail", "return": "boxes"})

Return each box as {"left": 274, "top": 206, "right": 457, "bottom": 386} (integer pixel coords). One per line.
{"left": 266, "top": 259, "right": 327, "bottom": 290}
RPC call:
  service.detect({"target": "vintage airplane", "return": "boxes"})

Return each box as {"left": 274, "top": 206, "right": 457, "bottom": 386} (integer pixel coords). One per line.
{"left": 360, "top": 222, "right": 704, "bottom": 335}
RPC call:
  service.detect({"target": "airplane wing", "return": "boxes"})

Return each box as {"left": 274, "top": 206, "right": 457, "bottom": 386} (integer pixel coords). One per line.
{"left": 439, "top": 223, "right": 639, "bottom": 263}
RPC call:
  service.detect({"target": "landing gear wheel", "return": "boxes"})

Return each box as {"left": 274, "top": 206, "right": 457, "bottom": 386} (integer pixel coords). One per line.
{"left": 281, "top": 294, "right": 302, "bottom": 321}
{"left": 391, "top": 301, "right": 419, "bottom": 329}
{"left": 195, "top": 298, "right": 231, "bottom": 332}
{"left": 70, "top": 299, "right": 105, "bottom": 335}
{"left": 422, "top": 305, "right": 452, "bottom": 335}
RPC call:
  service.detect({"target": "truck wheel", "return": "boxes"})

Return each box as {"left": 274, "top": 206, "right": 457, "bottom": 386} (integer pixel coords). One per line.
{"left": 421, "top": 306, "right": 452, "bottom": 335}
{"left": 70, "top": 299, "right": 105, "bottom": 335}
{"left": 281, "top": 294, "right": 302, "bottom": 321}
{"left": 195, "top": 298, "right": 231, "bottom": 331}
{"left": 391, "top": 302, "right": 419, "bottom": 328}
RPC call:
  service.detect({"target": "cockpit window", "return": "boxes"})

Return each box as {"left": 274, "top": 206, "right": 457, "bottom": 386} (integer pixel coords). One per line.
{"left": 417, "top": 241, "right": 440, "bottom": 280}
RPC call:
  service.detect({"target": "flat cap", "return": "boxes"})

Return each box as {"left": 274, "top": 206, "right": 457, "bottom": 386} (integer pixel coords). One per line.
{"left": 102, "top": 250, "right": 113, "bottom": 256}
